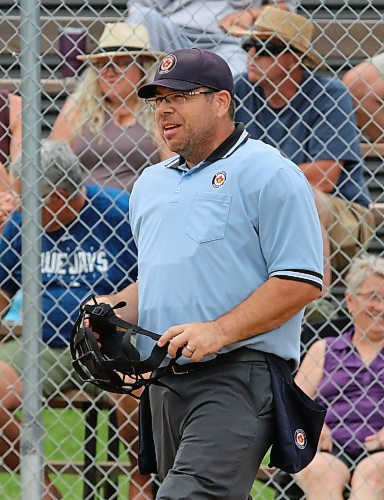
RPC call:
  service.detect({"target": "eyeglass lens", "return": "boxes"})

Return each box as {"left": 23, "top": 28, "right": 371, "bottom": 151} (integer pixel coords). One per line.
{"left": 146, "top": 91, "right": 215, "bottom": 110}
{"left": 356, "top": 291, "right": 384, "bottom": 302}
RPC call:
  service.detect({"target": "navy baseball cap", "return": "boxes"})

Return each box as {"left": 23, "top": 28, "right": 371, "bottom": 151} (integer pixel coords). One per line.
{"left": 138, "top": 48, "right": 234, "bottom": 98}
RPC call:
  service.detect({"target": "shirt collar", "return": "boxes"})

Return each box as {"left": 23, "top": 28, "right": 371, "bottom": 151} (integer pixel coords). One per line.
{"left": 165, "top": 123, "right": 249, "bottom": 170}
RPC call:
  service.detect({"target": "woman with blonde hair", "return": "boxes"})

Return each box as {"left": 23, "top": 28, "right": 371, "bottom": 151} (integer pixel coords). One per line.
{"left": 51, "top": 22, "right": 170, "bottom": 192}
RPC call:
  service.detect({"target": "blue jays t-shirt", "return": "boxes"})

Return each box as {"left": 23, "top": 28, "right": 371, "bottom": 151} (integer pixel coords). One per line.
{"left": 234, "top": 71, "right": 370, "bottom": 207}
{"left": 0, "top": 185, "right": 137, "bottom": 347}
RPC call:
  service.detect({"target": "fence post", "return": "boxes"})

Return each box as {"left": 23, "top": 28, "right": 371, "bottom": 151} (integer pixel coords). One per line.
{"left": 19, "top": 0, "right": 43, "bottom": 498}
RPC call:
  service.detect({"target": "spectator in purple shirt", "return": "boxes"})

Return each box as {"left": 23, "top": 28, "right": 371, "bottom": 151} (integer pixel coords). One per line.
{"left": 295, "top": 254, "right": 384, "bottom": 499}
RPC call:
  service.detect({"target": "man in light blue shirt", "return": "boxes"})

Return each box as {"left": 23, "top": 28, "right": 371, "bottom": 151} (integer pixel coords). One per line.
{"left": 130, "top": 119, "right": 323, "bottom": 365}
{"left": 95, "top": 48, "right": 323, "bottom": 499}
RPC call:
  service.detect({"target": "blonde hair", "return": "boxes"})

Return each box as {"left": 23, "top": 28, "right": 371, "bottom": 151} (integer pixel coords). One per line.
{"left": 70, "top": 56, "right": 158, "bottom": 136}
{"left": 345, "top": 254, "right": 384, "bottom": 294}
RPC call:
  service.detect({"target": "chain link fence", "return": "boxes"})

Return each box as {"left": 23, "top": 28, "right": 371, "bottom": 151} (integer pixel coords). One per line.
{"left": 0, "top": 1, "right": 383, "bottom": 498}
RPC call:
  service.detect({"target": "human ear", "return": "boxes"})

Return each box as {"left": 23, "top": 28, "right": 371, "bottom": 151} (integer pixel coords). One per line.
{"left": 216, "top": 91, "right": 232, "bottom": 118}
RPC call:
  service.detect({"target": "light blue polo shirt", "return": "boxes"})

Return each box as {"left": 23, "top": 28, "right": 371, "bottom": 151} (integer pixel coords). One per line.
{"left": 129, "top": 124, "right": 323, "bottom": 367}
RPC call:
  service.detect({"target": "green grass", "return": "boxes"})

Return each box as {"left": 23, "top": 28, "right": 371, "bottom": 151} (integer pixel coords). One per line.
{"left": 0, "top": 409, "right": 276, "bottom": 499}
{"left": 0, "top": 408, "right": 131, "bottom": 499}
{"left": 251, "top": 481, "right": 275, "bottom": 500}
{"left": 250, "top": 450, "right": 275, "bottom": 500}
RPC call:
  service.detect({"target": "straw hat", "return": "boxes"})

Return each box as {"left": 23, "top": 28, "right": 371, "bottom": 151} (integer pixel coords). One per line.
{"left": 76, "top": 22, "right": 163, "bottom": 62}
{"left": 228, "top": 7, "right": 322, "bottom": 68}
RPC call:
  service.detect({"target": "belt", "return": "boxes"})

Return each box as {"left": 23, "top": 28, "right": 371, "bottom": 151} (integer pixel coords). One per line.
{"left": 156, "top": 347, "right": 265, "bottom": 376}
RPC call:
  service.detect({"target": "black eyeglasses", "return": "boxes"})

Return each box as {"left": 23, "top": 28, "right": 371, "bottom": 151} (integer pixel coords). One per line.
{"left": 241, "top": 38, "right": 291, "bottom": 57}
{"left": 145, "top": 90, "right": 217, "bottom": 111}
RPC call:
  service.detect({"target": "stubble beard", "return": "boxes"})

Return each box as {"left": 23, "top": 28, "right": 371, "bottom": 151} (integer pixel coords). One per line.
{"left": 173, "top": 119, "right": 217, "bottom": 165}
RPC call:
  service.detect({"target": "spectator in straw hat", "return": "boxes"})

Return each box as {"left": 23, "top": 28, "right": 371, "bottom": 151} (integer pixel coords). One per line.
{"left": 343, "top": 52, "right": 384, "bottom": 143}
{"left": 232, "top": 7, "right": 374, "bottom": 323}
{"left": 51, "top": 22, "right": 172, "bottom": 193}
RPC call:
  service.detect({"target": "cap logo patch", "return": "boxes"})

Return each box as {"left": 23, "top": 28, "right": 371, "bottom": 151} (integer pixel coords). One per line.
{"left": 294, "top": 429, "right": 307, "bottom": 450}
{"left": 212, "top": 171, "right": 227, "bottom": 188}
{"left": 159, "top": 54, "right": 177, "bottom": 74}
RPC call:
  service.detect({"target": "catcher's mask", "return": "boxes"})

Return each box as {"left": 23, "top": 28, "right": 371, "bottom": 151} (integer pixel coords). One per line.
{"left": 70, "top": 297, "right": 175, "bottom": 395}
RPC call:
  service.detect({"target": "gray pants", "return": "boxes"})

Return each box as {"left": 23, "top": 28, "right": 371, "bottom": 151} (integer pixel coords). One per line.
{"left": 150, "top": 356, "right": 275, "bottom": 499}
{"left": 127, "top": 5, "right": 247, "bottom": 76}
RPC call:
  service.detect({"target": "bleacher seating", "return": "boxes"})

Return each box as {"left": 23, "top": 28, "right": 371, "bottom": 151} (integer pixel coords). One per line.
{"left": 299, "top": 0, "right": 384, "bottom": 18}
{"left": 0, "top": 2, "right": 383, "bottom": 497}
{"left": 1, "top": 1, "right": 383, "bottom": 136}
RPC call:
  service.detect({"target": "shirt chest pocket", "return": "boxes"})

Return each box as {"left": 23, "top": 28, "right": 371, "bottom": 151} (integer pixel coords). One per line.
{"left": 186, "top": 192, "right": 232, "bottom": 243}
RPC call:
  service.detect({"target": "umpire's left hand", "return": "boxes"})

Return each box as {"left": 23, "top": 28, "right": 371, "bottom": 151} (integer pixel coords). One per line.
{"left": 158, "top": 321, "right": 225, "bottom": 362}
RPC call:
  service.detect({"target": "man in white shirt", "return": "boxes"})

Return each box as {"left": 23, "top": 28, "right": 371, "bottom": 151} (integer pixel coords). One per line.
{"left": 126, "top": 0, "right": 297, "bottom": 74}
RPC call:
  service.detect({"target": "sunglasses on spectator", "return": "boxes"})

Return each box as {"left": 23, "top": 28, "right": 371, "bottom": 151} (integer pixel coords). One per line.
{"left": 241, "top": 39, "right": 294, "bottom": 57}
